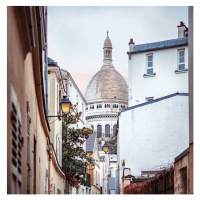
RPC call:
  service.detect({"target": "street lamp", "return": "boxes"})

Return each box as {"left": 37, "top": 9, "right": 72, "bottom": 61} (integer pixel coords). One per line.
{"left": 103, "top": 143, "right": 109, "bottom": 194}
{"left": 103, "top": 143, "right": 109, "bottom": 153}
{"left": 48, "top": 96, "right": 71, "bottom": 118}
{"left": 91, "top": 163, "right": 95, "bottom": 170}
{"left": 60, "top": 95, "right": 71, "bottom": 114}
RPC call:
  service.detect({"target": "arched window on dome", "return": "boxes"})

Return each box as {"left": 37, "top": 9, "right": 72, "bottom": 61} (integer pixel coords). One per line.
{"left": 113, "top": 125, "right": 117, "bottom": 136}
{"left": 109, "top": 104, "right": 110, "bottom": 108}
{"left": 97, "top": 104, "right": 102, "bottom": 109}
{"left": 97, "top": 125, "right": 102, "bottom": 138}
{"left": 105, "top": 104, "right": 106, "bottom": 108}
{"left": 105, "top": 124, "right": 110, "bottom": 138}
{"left": 90, "top": 105, "right": 94, "bottom": 109}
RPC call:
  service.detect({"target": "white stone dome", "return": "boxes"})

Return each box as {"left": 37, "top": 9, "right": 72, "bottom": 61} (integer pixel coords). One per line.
{"left": 85, "top": 65, "right": 128, "bottom": 103}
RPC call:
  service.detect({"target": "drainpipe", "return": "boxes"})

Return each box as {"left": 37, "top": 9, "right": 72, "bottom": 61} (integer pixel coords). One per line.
{"left": 45, "top": 6, "right": 49, "bottom": 118}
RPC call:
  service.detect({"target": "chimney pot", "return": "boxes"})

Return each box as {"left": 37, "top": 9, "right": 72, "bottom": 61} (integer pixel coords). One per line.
{"left": 130, "top": 38, "right": 133, "bottom": 43}
{"left": 180, "top": 21, "right": 184, "bottom": 26}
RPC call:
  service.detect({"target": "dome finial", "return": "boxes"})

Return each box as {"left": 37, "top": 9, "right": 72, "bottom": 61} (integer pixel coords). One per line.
{"left": 107, "top": 30, "right": 109, "bottom": 37}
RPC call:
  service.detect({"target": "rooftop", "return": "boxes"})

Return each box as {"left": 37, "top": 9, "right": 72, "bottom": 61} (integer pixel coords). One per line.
{"left": 48, "top": 57, "right": 58, "bottom": 66}
{"left": 120, "top": 92, "right": 189, "bottom": 115}
{"left": 128, "top": 37, "right": 188, "bottom": 54}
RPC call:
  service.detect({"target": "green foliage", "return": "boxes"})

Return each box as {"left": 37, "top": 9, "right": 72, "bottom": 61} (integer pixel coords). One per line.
{"left": 62, "top": 103, "right": 93, "bottom": 188}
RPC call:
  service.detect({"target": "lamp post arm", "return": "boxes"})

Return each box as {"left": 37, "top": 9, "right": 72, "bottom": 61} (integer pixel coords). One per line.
{"left": 48, "top": 115, "right": 62, "bottom": 118}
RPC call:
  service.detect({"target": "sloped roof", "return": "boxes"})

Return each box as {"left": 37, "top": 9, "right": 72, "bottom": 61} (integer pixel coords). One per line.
{"left": 120, "top": 92, "right": 189, "bottom": 115}
{"left": 86, "top": 132, "right": 96, "bottom": 153}
{"left": 128, "top": 37, "right": 188, "bottom": 54}
{"left": 48, "top": 57, "right": 58, "bottom": 66}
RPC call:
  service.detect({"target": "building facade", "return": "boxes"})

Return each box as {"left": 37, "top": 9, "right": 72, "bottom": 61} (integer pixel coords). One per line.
{"left": 7, "top": 7, "right": 67, "bottom": 194}
{"left": 48, "top": 58, "right": 66, "bottom": 194}
{"left": 128, "top": 22, "right": 188, "bottom": 107}
{"left": 61, "top": 68, "right": 88, "bottom": 194}
{"left": 85, "top": 33, "right": 128, "bottom": 141}
{"left": 117, "top": 22, "right": 190, "bottom": 194}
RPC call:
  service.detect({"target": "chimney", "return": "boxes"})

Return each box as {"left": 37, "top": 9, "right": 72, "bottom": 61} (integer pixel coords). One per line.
{"left": 129, "top": 38, "right": 135, "bottom": 52}
{"left": 177, "top": 21, "right": 187, "bottom": 38}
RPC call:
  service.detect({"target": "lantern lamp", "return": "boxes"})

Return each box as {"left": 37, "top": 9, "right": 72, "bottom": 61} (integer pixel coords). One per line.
{"left": 103, "top": 143, "right": 109, "bottom": 153}
{"left": 60, "top": 96, "right": 71, "bottom": 114}
{"left": 91, "top": 163, "right": 95, "bottom": 170}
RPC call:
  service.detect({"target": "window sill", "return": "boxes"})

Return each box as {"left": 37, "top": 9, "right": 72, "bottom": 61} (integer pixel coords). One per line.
{"left": 143, "top": 73, "right": 156, "bottom": 78}
{"left": 175, "top": 69, "right": 188, "bottom": 74}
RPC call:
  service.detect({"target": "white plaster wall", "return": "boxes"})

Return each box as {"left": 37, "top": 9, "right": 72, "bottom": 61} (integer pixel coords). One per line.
{"left": 67, "top": 79, "right": 86, "bottom": 129}
{"left": 129, "top": 46, "right": 188, "bottom": 106}
{"left": 63, "top": 75, "right": 88, "bottom": 192}
{"left": 118, "top": 95, "right": 189, "bottom": 181}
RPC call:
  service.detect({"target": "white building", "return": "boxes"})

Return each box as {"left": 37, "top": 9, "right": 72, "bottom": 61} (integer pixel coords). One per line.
{"left": 128, "top": 22, "right": 188, "bottom": 107}
{"left": 86, "top": 133, "right": 101, "bottom": 194}
{"left": 118, "top": 93, "right": 189, "bottom": 176}
{"left": 48, "top": 58, "right": 67, "bottom": 194}
{"left": 85, "top": 33, "right": 128, "bottom": 141}
{"left": 61, "top": 69, "right": 87, "bottom": 128}
{"left": 61, "top": 68, "right": 88, "bottom": 194}
{"left": 117, "top": 21, "right": 189, "bottom": 194}
{"left": 98, "top": 145, "right": 108, "bottom": 194}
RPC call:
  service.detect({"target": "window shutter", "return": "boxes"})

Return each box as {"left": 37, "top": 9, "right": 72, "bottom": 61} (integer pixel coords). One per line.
{"left": 27, "top": 106, "right": 31, "bottom": 194}
{"left": 10, "top": 87, "right": 22, "bottom": 194}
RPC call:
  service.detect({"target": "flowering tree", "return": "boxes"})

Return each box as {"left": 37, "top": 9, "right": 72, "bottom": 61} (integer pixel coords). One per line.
{"left": 62, "top": 103, "right": 93, "bottom": 188}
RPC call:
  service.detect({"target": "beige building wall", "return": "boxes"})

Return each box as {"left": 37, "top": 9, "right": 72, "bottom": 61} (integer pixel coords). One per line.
{"left": 91, "top": 186, "right": 100, "bottom": 194}
{"left": 174, "top": 153, "right": 189, "bottom": 194}
{"left": 7, "top": 6, "right": 49, "bottom": 194}
{"left": 48, "top": 69, "right": 63, "bottom": 167}
{"left": 50, "top": 158, "right": 65, "bottom": 194}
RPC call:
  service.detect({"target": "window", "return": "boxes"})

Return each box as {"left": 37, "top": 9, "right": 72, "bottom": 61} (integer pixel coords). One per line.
{"left": 113, "top": 125, "right": 117, "bottom": 136}
{"left": 178, "top": 49, "right": 185, "bottom": 70}
{"left": 146, "top": 97, "right": 154, "bottom": 102}
{"left": 121, "top": 105, "right": 126, "bottom": 109}
{"left": 106, "top": 50, "right": 110, "bottom": 58}
{"left": 90, "top": 105, "right": 94, "bottom": 109}
{"left": 91, "top": 125, "right": 94, "bottom": 131}
{"left": 113, "top": 104, "right": 118, "bottom": 108}
{"left": 105, "top": 104, "right": 110, "bottom": 108}
{"left": 97, "top": 125, "right": 102, "bottom": 138}
{"left": 97, "top": 104, "right": 102, "bottom": 109}
{"left": 105, "top": 124, "right": 110, "bottom": 138}
{"left": 147, "top": 54, "right": 153, "bottom": 74}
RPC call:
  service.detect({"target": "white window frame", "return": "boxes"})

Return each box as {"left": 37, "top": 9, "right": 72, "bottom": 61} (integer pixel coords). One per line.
{"left": 146, "top": 54, "right": 153, "bottom": 74}
{"left": 178, "top": 49, "right": 185, "bottom": 70}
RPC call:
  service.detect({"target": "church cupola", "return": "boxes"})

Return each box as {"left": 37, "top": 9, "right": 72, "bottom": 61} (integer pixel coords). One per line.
{"left": 103, "top": 31, "right": 112, "bottom": 64}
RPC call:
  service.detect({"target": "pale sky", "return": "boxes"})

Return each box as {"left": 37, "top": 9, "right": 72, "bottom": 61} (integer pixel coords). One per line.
{"left": 48, "top": 6, "right": 188, "bottom": 95}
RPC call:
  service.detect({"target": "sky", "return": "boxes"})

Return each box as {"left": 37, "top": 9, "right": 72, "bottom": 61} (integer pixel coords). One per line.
{"left": 48, "top": 6, "right": 188, "bottom": 96}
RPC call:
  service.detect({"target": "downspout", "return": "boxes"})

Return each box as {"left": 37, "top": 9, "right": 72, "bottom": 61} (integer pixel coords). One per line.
{"left": 45, "top": 6, "right": 49, "bottom": 118}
